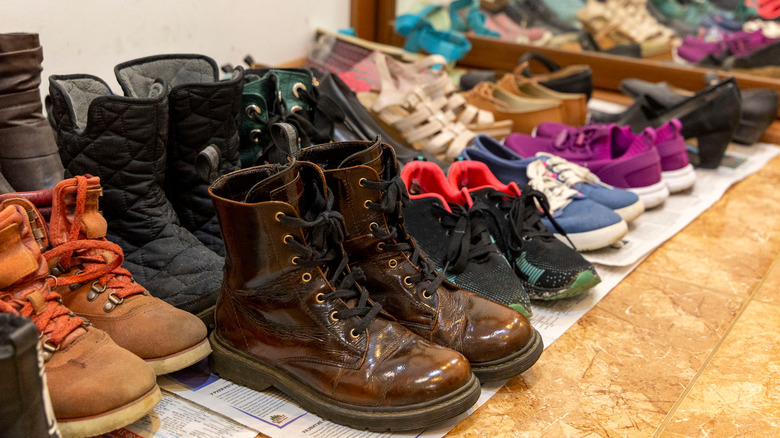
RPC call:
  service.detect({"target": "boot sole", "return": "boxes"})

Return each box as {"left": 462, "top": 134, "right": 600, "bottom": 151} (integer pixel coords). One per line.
{"left": 524, "top": 270, "right": 601, "bottom": 301}
{"left": 470, "top": 329, "right": 544, "bottom": 382}
{"left": 56, "top": 385, "right": 161, "bottom": 438}
{"left": 146, "top": 338, "right": 212, "bottom": 376}
{"left": 208, "top": 331, "right": 481, "bottom": 432}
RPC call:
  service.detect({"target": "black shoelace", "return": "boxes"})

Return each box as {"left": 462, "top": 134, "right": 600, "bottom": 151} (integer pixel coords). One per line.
{"left": 277, "top": 187, "right": 381, "bottom": 335}
{"left": 362, "top": 175, "right": 451, "bottom": 297}
{"left": 474, "top": 185, "right": 575, "bottom": 252}
{"left": 430, "top": 203, "right": 497, "bottom": 274}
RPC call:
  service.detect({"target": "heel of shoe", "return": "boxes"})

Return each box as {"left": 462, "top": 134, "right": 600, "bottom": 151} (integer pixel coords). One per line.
{"left": 691, "top": 130, "right": 733, "bottom": 169}
{"left": 208, "top": 331, "right": 274, "bottom": 392}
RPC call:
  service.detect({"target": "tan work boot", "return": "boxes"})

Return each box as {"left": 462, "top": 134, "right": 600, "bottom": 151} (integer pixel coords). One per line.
{"left": 0, "top": 201, "right": 160, "bottom": 438}
{"left": 3, "top": 176, "right": 211, "bottom": 375}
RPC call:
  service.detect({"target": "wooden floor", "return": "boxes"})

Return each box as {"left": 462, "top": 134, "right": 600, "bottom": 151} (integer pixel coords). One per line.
{"left": 445, "top": 154, "right": 780, "bottom": 436}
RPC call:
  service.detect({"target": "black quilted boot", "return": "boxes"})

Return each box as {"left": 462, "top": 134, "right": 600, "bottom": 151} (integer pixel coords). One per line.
{"left": 115, "top": 55, "right": 244, "bottom": 256}
{"left": 0, "top": 313, "right": 61, "bottom": 438}
{"left": 48, "top": 74, "right": 221, "bottom": 325}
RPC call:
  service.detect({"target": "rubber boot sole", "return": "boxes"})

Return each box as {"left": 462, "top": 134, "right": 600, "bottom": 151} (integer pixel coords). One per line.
{"left": 469, "top": 329, "right": 544, "bottom": 382}
{"left": 208, "top": 330, "right": 481, "bottom": 432}
{"left": 146, "top": 338, "right": 212, "bottom": 375}
{"left": 56, "top": 385, "right": 161, "bottom": 438}
{"left": 524, "top": 270, "right": 601, "bottom": 301}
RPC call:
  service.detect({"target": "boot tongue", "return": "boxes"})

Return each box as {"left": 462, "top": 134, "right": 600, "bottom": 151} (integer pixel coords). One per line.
{"left": 244, "top": 165, "right": 305, "bottom": 212}
{"left": 336, "top": 142, "right": 384, "bottom": 175}
{"left": 49, "top": 177, "right": 107, "bottom": 246}
{"left": 0, "top": 204, "right": 45, "bottom": 290}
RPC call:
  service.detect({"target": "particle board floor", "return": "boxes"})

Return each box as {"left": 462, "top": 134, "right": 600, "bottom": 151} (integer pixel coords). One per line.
{"left": 445, "top": 154, "right": 780, "bottom": 437}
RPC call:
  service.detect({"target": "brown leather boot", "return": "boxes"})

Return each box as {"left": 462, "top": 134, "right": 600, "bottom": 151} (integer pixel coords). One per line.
{"left": 0, "top": 33, "right": 64, "bottom": 191}
{"left": 0, "top": 201, "right": 160, "bottom": 438}
{"left": 1, "top": 176, "right": 212, "bottom": 375}
{"left": 296, "top": 139, "right": 544, "bottom": 382}
{"left": 208, "top": 161, "right": 480, "bottom": 431}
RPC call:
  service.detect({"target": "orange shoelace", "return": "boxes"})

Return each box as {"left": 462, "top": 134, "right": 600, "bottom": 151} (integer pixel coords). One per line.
{"left": 0, "top": 286, "right": 84, "bottom": 348}
{"left": 46, "top": 176, "right": 145, "bottom": 300}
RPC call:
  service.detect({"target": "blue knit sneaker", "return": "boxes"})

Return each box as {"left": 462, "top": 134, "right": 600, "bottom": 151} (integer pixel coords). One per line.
{"left": 470, "top": 135, "right": 645, "bottom": 222}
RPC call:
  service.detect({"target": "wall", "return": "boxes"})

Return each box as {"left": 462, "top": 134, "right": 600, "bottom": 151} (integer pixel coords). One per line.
{"left": 0, "top": 0, "right": 350, "bottom": 90}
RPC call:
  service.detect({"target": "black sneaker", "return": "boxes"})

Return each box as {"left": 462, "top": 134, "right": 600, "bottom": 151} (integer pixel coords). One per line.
{"left": 401, "top": 160, "right": 532, "bottom": 316}
{"left": 0, "top": 312, "right": 61, "bottom": 438}
{"left": 448, "top": 160, "right": 601, "bottom": 301}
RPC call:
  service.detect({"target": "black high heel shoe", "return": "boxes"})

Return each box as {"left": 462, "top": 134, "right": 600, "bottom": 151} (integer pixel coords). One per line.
{"left": 590, "top": 78, "right": 742, "bottom": 169}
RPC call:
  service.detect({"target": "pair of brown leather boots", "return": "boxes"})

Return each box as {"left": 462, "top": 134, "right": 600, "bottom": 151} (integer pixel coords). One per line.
{"left": 0, "top": 177, "right": 211, "bottom": 437}
{"left": 207, "top": 134, "right": 544, "bottom": 431}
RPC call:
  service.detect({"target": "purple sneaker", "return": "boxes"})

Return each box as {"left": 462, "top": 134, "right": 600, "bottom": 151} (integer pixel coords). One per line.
{"left": 536, "top": 120, "right": 695, "bottom": 193}
{"left": 507, "top": 125, "right": 670, "bottom": 208}
{"left": 677, "top": 30, "right": 778, "bottom": 63}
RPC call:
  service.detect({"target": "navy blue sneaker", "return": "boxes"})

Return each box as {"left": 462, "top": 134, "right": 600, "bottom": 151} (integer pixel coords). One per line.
{"left": 470, "top": 134, "right": 645, "bottom": 222}
{"left": 447, "top": 159, "right": 602, "bottom": 300}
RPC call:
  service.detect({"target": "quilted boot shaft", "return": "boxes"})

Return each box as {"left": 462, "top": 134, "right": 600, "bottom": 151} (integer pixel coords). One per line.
{"left": 115, "top": 55, "right": 244, "bottom": 256}
{"left": 296, "top": 140, "right": 543, "bottom": 382}
{"left": 207, "top": 161, "right": 479, "bottom": 431}
{"left": 0, "top": 33, "right": 64, "bottom": 191}
{"left": 0, "top": 313, "right": 60, "bottom": 438}
{"left": 48, "top": 74, "right": 222, "bottom": 321}
{"left": 0, "top": 201, "right": 161, "bottom": 437}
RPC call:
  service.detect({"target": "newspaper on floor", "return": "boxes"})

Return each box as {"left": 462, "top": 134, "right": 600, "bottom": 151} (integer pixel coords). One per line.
{"left": 110, "top": 136, "right": 780, "bottom": 438}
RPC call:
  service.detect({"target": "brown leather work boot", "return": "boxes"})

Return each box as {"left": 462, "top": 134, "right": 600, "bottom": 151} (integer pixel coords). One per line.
{"left": 0, "top": 201, "right": 160, "bottom": 438}
{"left": 208, "top": 161, "right": 480, "bottom": 432}
{"left": 0, "top": 176, "right": 212, "bottom": 375}
{"left": 296, "top": 139, "right": 544, "bottom": 382}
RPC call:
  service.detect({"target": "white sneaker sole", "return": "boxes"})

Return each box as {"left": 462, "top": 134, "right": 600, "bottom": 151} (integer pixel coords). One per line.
{"left": 613, "top": 198, "right": 645, "bottom": 223}
{"left": 628, "top": 180, "right": 670, "bottom": 209}
{"left": 662, "top": 164, "right": 696, "bottom": 193}
{"left": 556, "top": 219, "right": 628, "bottom": 251}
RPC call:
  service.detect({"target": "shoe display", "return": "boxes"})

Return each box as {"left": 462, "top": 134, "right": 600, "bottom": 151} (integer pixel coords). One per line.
{"left": 447, "top": 159, "right": 602, "bottom": 299}
{"left": 0, "top": 201, "right": 160, "bottom": 437}
{"left": 460, "top": 143, "right": 629, "bottom": 250}
{"left": 400, "top": 159, "right": 532, "bottom": 312}
{"left": 620, "top": 78, "right": 779, "bottom": 146}
{"left": 208, "top": 160, "right": 481, "bottom": 431}
{"left": 589, "top": 78, "right": 742, "bottom": 169}
{"left": 0, "top": 312, "right": 60, "bottom": 438}
{"left": 0, "top": 177, "right": 212, "bottom": 375}
{"left": 48, "top": 74, "right": 223, "bottom": 326}
{"left": 535, "top": 120, "right": 696, "bottom": 194}
{"left": 0, "top": 33, "right": 64, "bottom": 191}
{"left": 506, "top": 125, "right": 670, "bottom": 208}
{"left": 295, "top": 138, "right": 543, "bottom": 381}
{"left": 467, "top": 134, "right": 645, "bottom": 222}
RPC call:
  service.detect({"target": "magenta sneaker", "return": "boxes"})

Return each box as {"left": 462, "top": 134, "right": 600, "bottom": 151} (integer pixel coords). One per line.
{"left": 536, "top": 120, "right": 695, "bottom": 193}
{"left": 507, "top": 125, "right": 670, "bottom": 208}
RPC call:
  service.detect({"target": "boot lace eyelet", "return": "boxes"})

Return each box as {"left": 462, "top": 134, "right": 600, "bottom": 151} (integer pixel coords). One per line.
{"left": 283, "top": 234, "right": 293, "bottom": 244}
{"left": 290, "top": 105, "right": 303, "bottom": 114}
{"left": 388, "top": 259, "right": 397, "bottom": 268}
{"left": 245, "top": 105, "right": 262, "bottom": 121}
{"left": 291, "top": 256, "right": 301, "bottom": 265}
{"left": 68, "top": 270, "right": 84, "bottom": 291}
{"left": 301, "top": 272, "right": 312, "bottom": 283}
{"left": 275, "top": 212, "right": 284, "bottom": 222}
{"left": 329, "top": 310, "right": 339, "bottom": 322}
{"left": 403, "top": 276, "right": 413, "bottom": 286}
{"left": 315, "top": 293, "right": 325, "bottom": 303}
{"left": 87, "top": 281, "right": 107, "bottom": 301}
{"left": 422, "top": 290, "right": 433, "bottom": 299}
{"left": 292, "top": 82, "right": 307, "bottom": 98}
{"left": 364, "top": 200, "right": 371, "bottom": 209}
{"left": 376, "top": 242, "right": 385, "bottom": 251}
{"left": 350, "top": 329, "right": 361, "bottom": 339}
{"left": 369, "top": 222, "right": 378, "bottom": 232}
{"left": 251, "top": 129, "right": 262, "bottom": 143}
{"left": 358, "top": 178, "right": 367, "bottom": 187}
{"left": 103, "top": 292, "right": 124, "bottom": 312}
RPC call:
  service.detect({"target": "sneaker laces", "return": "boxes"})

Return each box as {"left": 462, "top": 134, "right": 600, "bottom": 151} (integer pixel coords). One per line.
{"left": 525, "top": 159, "right": 580, "bottom": 212}
{"left": 362, "top": 173, "right": 449, "bottom": 297}
{"left": 474, "top": 186, "right": 575, "bottom": 251}
{"left": 535, "top": 153, "right": 613, "bottom": 189}
{"left": 47, "top": 176, "right": 145, "bottom": 302}
{"left": 552, "top": 125, "right": 607, "bottom": 154}
{"left": 430, "top": 202, "right": 497, "bottom": 274}
{"left": 277, "top": 183, "right": 381, "bottom": 335}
